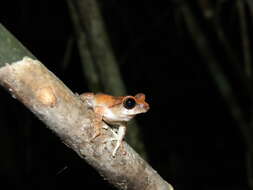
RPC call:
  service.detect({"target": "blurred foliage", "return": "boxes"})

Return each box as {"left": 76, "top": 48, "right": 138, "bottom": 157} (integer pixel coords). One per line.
{"left": 0, "top": 0, "right": 253, "bottom": 189}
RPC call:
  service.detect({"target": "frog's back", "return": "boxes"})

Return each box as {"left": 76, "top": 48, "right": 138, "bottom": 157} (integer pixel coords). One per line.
{"left": 94, "top": 93, "right": 123, "bottom": 107}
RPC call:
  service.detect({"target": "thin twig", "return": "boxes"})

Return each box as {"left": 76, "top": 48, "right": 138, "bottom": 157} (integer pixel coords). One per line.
{"left": 61, "top": 35, "right": 74, "bottom": 72}
{"left": 180, "top": 3, "right": 253, "bottom": 149}
{"left": 237, "top": 0, "right": 252, "bottom": 78}
{"left": 66, "top": 0, "right": 101, "bottom": 92}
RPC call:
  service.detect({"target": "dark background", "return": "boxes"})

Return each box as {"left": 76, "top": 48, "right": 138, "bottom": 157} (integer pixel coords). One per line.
{"left": 0, "top": 0, "right": 250, "bottom": 190}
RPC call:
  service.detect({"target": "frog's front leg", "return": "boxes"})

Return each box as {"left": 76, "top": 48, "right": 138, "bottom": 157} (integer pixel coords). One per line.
{"left": 105, "top": 125, "right": 126, "bottom": 157}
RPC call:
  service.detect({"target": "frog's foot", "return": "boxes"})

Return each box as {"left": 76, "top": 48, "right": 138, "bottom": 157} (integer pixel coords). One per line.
{"left": 103, "top": 126, "right": 126, "bottom": 157}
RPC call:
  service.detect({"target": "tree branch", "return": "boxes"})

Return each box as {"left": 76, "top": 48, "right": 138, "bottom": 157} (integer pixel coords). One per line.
{"left": 0, "top": 24, "right": 173, "bottom": 190}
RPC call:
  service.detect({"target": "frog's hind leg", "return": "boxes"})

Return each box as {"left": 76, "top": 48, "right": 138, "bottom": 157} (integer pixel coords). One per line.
{"left": 89, "top": 113, "right": 103, "bottom": 141}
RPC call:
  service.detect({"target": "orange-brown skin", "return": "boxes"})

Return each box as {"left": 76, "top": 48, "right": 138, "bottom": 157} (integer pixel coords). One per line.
{"left": 80, "top": 93, "right": 149, "bottom": 156}
{"left": 93, "top": 93, "right": 148, "bottom": 108}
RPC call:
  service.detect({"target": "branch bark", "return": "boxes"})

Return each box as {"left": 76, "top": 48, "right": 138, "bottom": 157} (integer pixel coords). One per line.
{"left": 0, "top": 24, "right": 173, "bottom": 190}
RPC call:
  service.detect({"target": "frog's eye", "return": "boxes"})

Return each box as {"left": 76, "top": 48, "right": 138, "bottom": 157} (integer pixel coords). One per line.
{"left": 123, "top": 97, "right": 136, "bottom": 109}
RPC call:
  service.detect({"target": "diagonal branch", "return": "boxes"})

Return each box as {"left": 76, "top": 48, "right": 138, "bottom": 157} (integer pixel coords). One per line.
{"left": 0, "top": 24, "right": 173, "bottom": 190}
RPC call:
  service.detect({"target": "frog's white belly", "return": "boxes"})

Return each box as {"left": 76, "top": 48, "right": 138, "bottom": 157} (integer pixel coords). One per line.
{"left": 102, "top": 109, "right": 133, "bottom": 124}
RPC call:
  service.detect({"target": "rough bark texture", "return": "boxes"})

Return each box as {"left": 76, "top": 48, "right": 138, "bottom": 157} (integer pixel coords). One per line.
{"left": 0, "top": 57, "right": 173, "bottom": 190}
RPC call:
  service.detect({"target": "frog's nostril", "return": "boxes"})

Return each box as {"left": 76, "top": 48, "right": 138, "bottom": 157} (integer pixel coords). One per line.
{"left": 142, "top": 103, "right": 150, "bottom": 111}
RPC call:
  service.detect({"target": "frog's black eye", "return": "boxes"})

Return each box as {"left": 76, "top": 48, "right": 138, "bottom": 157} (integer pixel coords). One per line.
{"left": 123, "top": 97, "right": 136, "bottom": 109}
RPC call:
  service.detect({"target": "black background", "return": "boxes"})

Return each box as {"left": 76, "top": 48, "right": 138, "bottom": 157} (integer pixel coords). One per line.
{"left": 0, "top": 0, "right": 250, "bottom": 190}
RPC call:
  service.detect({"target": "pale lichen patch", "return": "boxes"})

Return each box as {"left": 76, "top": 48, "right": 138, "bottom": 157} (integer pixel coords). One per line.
{"left": 36, "top": 86, "right": 57, "bottom": 108}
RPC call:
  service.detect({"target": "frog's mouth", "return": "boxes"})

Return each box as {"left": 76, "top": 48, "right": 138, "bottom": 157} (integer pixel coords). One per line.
{"left": 127, "top": 114, "right": 136, "bottom": 118}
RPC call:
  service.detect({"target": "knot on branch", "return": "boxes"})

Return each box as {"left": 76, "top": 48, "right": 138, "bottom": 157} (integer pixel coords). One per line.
{"left": 36, "top": 86, "right": 57, "bottom": 108}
